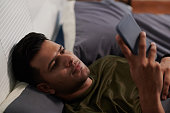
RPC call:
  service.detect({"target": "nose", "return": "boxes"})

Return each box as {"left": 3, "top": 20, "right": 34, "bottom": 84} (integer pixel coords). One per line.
{"left": 58, "top": 54, "right": 74, "bottom": 68}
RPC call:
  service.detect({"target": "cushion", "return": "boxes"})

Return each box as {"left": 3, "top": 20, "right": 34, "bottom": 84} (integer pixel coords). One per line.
{"left": 61, "top": 0, "right": 76, "bottom": 52}
{"left": 0, "top": 82, "right": 64, "bottom": 113}
{"left": 73, "top": 0, "right": 132, "bottom": 66}
{"left": 73, "top": 1, "right": 170, "bottom": 66}
{"left": 27, "top": 0, "right": 67, "bottom": 38}
{"left": 133, "top": 14, "right": 170, "bottom": 60}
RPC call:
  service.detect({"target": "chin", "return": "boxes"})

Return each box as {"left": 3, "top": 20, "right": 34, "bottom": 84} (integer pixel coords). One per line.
{"left": 82, "top": 67, "right": 90, "bottom": 79}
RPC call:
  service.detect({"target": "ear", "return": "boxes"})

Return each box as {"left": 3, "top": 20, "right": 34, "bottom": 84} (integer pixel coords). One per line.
{"left": 36, "top": 83, "right": 55, "bottom": 94}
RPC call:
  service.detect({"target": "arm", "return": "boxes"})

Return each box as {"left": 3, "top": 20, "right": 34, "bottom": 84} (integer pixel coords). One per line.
{"left": 116, "top": 31, "right": 164, "bottom": 113}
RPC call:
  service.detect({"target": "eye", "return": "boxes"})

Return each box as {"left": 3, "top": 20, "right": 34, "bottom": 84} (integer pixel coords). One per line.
{"left": 51, "top": 58, "right": 59, "bottom": 71}
{"left": 51, "top": 63, "right": 57, "bottom": 71}
{"left": 60, "top": 48, "right": 65, "bottom": 54}
{"left": 51, "top": 60, "right": 59, "bottom": 71}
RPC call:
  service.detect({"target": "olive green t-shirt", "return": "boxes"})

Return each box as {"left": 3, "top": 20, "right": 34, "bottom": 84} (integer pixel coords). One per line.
{"left": 63, "top": 55, "right": 142, "bottom": 113}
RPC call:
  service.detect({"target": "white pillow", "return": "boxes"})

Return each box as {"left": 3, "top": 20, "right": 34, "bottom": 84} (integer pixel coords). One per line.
{"left": 61, "top": 1, "right": 76, "bottom": 52}
{"left": 26, "top": 0, "right": 66, "bottom": 39}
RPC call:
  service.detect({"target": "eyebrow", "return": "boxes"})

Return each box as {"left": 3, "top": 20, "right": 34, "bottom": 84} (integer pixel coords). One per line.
{"left": 48, "top": 45, "right": 62, "bottom": 71}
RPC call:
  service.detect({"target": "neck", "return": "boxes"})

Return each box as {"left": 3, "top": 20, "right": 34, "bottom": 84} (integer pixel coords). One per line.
{"left": 59, "top": 77, "right": 92, "bottom": 101}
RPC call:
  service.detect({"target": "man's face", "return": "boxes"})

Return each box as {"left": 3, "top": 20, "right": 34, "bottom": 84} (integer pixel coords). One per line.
{"left": 30, "top": 40, "right": 90, "bottom": 95}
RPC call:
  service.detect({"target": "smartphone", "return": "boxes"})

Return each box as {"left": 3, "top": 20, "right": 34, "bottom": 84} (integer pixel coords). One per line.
{"left": 116, "top": 14, "right": 151, "bottom": 55}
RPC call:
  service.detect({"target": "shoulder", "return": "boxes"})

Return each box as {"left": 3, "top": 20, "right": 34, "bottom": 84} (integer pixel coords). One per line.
{"left": 88, "top": 55, "right": 127, "bottom": 71}
{"left": 90, "top": 55, "right": 127, "bottom": 65}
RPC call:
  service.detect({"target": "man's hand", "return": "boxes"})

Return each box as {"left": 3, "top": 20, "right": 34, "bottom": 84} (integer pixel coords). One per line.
{"left": 116, "top": 31, "right": 164, "bottom": 113}
{"left": 160, "top": 57, "right": 170, "bottom": 100}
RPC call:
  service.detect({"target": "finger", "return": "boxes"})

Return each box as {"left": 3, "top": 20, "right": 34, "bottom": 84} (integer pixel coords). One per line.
{"left": 116, "top": 35, "right": 133, "bottom": 61}
{"left": 138, "top": 32, "right": 146, "bottom": 58}
{"left": 148, "top": 42, "right": 157, "bottom": 62}
{"left": 162, "top": 85, "right": 169, "bottom": 100}
{"left": 162, "top": 69, "right": 170, "bottom": 100}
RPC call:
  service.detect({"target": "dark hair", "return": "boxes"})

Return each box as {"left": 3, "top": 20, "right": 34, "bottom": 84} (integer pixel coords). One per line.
{"left": 11, "top": 32, "right": 48, "bottom": 86}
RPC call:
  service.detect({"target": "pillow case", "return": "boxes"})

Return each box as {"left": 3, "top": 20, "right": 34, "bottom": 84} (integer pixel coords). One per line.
{"left": 61, "top": 0, "right": 76, "bottom": 52}
{"left": 73, "top": 0, "right": 170, "bottom": 66}
{"left": 0, "top": 82, "right": 64, "bottom": 113}
{"left": 73, "top": 0, "right": 132, "bottom": 66}
{"left": 133, "top": 14, "right": 170, "bottom": 60}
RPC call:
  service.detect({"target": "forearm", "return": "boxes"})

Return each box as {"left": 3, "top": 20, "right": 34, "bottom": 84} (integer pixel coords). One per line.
{"left": 139, "top": 92, "right": 164, "bottom": 113}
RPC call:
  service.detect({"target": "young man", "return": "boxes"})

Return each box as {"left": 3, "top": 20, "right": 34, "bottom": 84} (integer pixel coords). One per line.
{"left": 11, "top": 32, "right": 170, "bottom": 113}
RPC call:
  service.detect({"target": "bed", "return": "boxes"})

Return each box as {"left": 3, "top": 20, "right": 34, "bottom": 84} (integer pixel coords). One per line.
{"left": 0, "top": 0, "right": 170, "bottom": 113}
